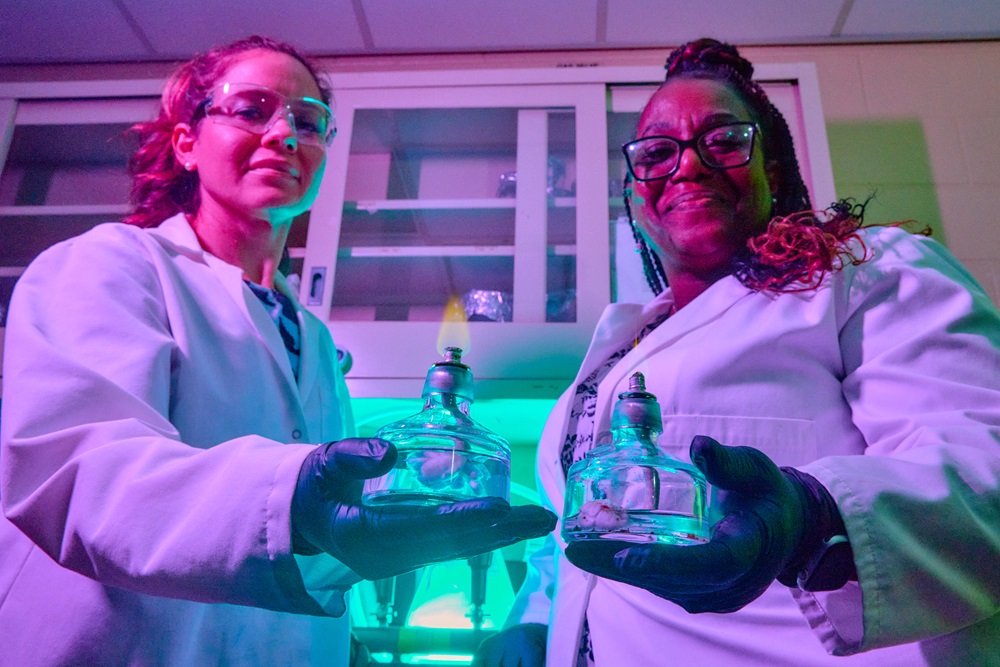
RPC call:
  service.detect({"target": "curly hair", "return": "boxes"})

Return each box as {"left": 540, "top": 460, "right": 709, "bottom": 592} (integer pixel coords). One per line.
{"left": 629, "top": 38, "right": 876, "bottom": 295}
{"left": 735, "top": 199, "right": 870, "bottom": 292}
{"left": 123, "top": 35, "right": 332, "bottom": 228}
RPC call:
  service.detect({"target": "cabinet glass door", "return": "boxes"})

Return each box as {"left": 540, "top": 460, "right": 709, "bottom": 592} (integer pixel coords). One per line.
{"left": 302, "top": 84, "right": 608, "bottom": 398}
{"left": 327, "top": 105, "right": 576, "bottom": 324}
{"left": 0, "top": 96, "right": 157, "bottom": 328}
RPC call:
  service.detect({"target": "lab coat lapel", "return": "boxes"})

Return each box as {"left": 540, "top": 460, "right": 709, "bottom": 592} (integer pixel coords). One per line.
{"left": 203, "top": 253, "right": 306, "bottom": 397}
{"left": 150, "top": 215, "right": 306, "bottom": 408}
{"left": 536, "top": 301, "right": 646, "bottom": 488}
{"left": 575, "top": 294, "right": 672, "bottom": 382}
{"left": 592, "top": 276, "right": 755, "bottom": 436}
{"left": 543, "top": 293, "right": 673, "bottom": 466}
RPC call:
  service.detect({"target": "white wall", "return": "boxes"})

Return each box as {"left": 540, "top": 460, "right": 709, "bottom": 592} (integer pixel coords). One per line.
{"left": 316, "top": 40, "right": 1000, "bottom": 305}
{"left": 4, "top": 41, "right": 997, "bottom": 305}
{"left": 745, "top": 41, "right": 1000, "bottom": 306}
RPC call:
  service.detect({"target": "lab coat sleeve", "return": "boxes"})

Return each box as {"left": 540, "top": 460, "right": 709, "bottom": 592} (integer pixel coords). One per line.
{"left": 0, "top": 226, "right": 335, "bottom": 616}
{"left": 797, "top": 228, "right": 1000, "bottom": 654}
{"left": 504, "top": 532, "right": 558, "bottom": 627}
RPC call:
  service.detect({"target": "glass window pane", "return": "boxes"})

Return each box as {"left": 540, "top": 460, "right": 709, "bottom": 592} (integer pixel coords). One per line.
{"left": 546, "top": 110, "right": 576, "bottom": 322}
{"left": 332, "top": 105, "right": 580, "bottom": 324}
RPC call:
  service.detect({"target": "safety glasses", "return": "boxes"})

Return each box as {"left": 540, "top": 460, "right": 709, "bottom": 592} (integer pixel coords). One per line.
{"left": 622, "top": 122, "right": 758, "bottom": 182}
{"left": 196, "top": 82, "right": 336, "bottom": 147}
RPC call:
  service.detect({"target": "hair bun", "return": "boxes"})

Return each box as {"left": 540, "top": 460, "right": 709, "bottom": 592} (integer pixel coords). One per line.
{"left": 664, "top": 38, "right": 755, "bottom": 81}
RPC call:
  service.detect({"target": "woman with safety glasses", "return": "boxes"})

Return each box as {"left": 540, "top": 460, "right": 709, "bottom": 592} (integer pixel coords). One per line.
{"left": 475, "top": 38, "right": 1000, "bottom": 666}
{"left": 0, "top": 36, "right": 555, "bottom": 666}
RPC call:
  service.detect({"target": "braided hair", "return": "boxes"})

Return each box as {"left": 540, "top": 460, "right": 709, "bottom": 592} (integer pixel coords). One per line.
{"left": 630, "top": 38, "right": 871, "bottom": 295}
{"left": 662, "top": 39, "right": 811, "bottom": 218}
{"left": 624, "top": 174, "right": 668, "bottom": 293}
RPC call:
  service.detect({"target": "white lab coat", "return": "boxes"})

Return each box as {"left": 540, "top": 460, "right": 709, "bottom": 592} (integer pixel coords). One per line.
{"left": 508, "top": 226, "right": 1000, "bottom": 666}
{"left": 0, "top": 215, "right": 358, "bottom": 666}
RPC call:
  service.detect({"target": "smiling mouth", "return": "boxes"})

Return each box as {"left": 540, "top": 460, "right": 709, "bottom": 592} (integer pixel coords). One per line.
{"left": 252, "top": 163, "right": 300, "bottom": 180}
{"left": 664, "top": 191, "right": 725, "bottom": 212}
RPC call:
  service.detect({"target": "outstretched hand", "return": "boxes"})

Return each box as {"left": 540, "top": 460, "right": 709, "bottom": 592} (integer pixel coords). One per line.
{"left": 565, "top": 435, "right": 846, "bottom": 613}
{"left": 291, "top": 438, "right": 557, "bottom": 580}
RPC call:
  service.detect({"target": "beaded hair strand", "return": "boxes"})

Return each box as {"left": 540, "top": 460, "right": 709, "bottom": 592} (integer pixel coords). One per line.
{"left": 623, "top": 175, "right": 668, "bottom": 295}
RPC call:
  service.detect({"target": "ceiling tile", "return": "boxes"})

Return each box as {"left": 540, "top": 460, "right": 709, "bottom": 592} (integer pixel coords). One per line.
{"left": 0, "top": 0, "right": 152, "bottom": 64}
{"left": 843, "top": 0, "right": 1000, "bottom": 40}
{"left": 2, "top": 0, "right": 999, "bottom": 66}
{"left": 118, "top": 0, "right": 366, "bottom": 59}
{"left": 360, "top": 0, "right": 600, "bottom": 52}
{"left": 605, "top": 0, "right": 846, "bottom": 46}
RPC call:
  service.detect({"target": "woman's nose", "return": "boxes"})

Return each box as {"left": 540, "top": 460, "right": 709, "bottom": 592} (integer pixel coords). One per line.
{"left": 263, "top": 113, "right": 298, "bottom": 152}
{"left": 672, "top": 145, "right": 708, "bottom": 179}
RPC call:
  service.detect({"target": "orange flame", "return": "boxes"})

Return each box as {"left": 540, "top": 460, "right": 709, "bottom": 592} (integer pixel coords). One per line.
{"left": 436, "top": 295, "right": 470, "bottom": 357}
{"left": 630, "top": 324, "right": 650, "bottom": 380}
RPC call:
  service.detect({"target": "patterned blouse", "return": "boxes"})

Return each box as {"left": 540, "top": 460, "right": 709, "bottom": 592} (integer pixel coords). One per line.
{"left": 559, "top": 310, "right": 671, "bottom": 666}
{"left": 560, "top": 311, "right": 671, "bottom": 478}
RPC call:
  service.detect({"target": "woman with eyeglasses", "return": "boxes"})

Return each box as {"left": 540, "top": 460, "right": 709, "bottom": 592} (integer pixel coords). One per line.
{"left": 475, "top": 38, "right": 1000, "bottom": 666}
{"left": 0, "top": 35, "right": 555, "bottom": 666}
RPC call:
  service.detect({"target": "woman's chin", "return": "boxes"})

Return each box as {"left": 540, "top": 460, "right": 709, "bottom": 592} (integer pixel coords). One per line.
{"left": 254, "top": 198, "right": 311, "bottom": 224}
{"left": 663, "top": 236, "right": 745, "bottom": 276}
{"left": 669, "top": 229, "right": 739, "bottom": 259}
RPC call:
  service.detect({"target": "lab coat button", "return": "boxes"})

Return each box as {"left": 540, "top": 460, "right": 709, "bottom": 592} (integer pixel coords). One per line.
{"left": 292, "top": 429, "right": 302, "bottom": 439}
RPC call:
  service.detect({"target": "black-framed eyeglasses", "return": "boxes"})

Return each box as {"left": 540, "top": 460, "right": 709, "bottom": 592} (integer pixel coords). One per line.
{"left": 193, "top": 82, "right": 336, "bottom": 147}
{"left": 622, "top": 122, "right": 758, "bottom": 182}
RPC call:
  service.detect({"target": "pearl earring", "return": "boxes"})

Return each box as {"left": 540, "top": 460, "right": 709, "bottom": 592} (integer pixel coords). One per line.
{"left": 184, "top": 162, "right": 193, "bottom": 171}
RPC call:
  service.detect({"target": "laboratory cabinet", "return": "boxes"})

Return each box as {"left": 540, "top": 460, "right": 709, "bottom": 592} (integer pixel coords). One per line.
{"left": 301, "top": 77, "right": 611, "bottom": 399}
{"left": 306, "top": 64, "right": 834, "bottom": 399}
{"left": 0, "top": 64, "right": 834, "bottom": 402}
{"left": 0, "top": 88, "right": 158, "bottom": 307}
{"left": 0, "top": 82, "right": 163, "bottom": 395}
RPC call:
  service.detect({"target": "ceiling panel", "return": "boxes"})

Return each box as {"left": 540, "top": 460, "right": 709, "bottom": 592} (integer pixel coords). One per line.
{"left": 605, "top": 0, "right": 845, "bottom": 47}
{"left": 0, "top": 0, "right": 998, "bottom": 66}
{"left": 843, "top": 0, "right": 1000, "bottom": 40}
{"left": 120, "top": 0, "right": 366, "bottom": 59}
{"left": 360, "top": 0, "right": 600, "bottom": 52}
{"left": 0, "top": 0, "right": 151, "bottom": 64}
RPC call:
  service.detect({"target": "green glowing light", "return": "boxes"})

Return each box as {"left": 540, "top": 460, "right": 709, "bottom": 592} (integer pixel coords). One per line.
{"left": 406, "top": 654, "right": 474, "bottom": 664}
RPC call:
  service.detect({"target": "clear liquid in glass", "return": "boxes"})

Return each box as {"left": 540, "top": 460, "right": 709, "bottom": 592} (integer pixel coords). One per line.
{"left": 562, "top": 372, "right": 709, "bottom": 545}
{"left": 363, "top": 348, "right": 511, "bottom": 506}
{"left": 365, "top": 444, "right": 510, "bottom": 506}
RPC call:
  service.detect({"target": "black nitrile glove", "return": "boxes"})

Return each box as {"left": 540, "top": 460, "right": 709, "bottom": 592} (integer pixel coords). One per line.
{"left": 564, "top": 435, "right": 853, "bottom": 613}
{"left": 472, "top": 622, "right": 547, "bottom": 667}
{"left": 291, "top": 438, "right": 557, "bottom": 580}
